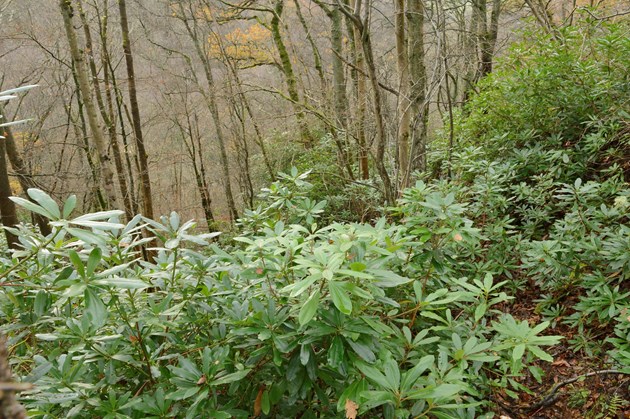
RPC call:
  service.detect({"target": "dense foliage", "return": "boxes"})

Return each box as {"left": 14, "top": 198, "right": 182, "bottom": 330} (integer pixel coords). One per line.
{"left": 1, "top": 22, "right": 629, "bottom": 418}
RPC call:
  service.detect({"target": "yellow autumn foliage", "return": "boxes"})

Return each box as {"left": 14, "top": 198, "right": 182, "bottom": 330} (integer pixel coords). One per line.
{"left": 208, "top": 23, "right": 271, "bottom": 65}
{"left": 9, "top": 179, "right": 22, "bottom": 195}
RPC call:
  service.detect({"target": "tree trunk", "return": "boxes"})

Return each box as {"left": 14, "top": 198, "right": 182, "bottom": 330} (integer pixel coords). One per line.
{"left": 207, "top": 17, "right": 275, "bottom": 180}
{"left": 347, "top": 0, "right": 369, "bottom": 179}
{"left": 407, "top": 0, "right": 428, "bottom": 173}
{"left": 177, "top": 2, "right": 239, "bottom": 222}
{"left": 394, "top": 0, "right": 411, "bottom": 188}
{"left": 67, "top": 66, "right": 107, "bottom": 211}
{"left": 79, "top": 0, "right": 134, "bottom": 220}
{"left": 0, "top": 133, "right": 19, "bottom": 249}
{"left": 343, "top": 0, "right": 394, "bottom": 201}
{"left": 104, "top": 56, "right": 139, "bottom": 214}
{"left": 118, "top": 0, "right": 154, "bottom": 220}
{"left": 175, "top": 113, "right": 216, "bottom": 231}
{"left": 59, "top": 0, "right": 118, "bottom": 208}
{"left": 0, "top": 104, "right": 51, "bottom": 235}
{"left": 314, "top": 0, "right": 354, "bottom": 179}
{"left": 292, "top": 0, "right": 326, "bottom": 97}
{"left": 270, "top": 0, "right": 313, "bottom": 147}
{"left": 479, "top": 0, "right": 501, "bottom": 77}
{"left": 225, "top": 74, "right": 254, "bottom": 209}
{"left": 193, "top": 114, "right": 216, "bottom": 230}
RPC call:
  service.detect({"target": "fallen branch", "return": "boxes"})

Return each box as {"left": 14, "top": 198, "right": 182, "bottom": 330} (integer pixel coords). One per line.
{"left": 526, "top": 369, "right": 630, "bottom": 412}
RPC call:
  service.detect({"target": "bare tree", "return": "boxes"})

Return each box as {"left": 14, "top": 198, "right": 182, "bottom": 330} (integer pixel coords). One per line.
{"left": 173, "top": 0, "right": 239, "bottom": 222}
{"left": 339, "top": 0, "right": 394, "bottom": 202}
{"left": 78, "top": 0, "right": 134, "bottom": 220}
{"left": 59, "top": 0, "right": 118, "bottom": 207}
{"left": 118, "top": 0, "right": 155, "bottom": 220}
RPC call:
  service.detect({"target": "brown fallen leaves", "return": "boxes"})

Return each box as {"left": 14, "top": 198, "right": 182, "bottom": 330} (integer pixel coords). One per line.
{"left": 345, "top": 399, "right": 359, "bottom": 419}
{"left": 253, "top": 385, "right": 265, "bottom": 417}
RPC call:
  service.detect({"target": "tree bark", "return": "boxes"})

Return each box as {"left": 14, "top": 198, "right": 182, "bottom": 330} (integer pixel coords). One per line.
{"left": 59, "top": 0, "right": 118, "bottom": 208}
{"left": 0, "top": 132, "right": 19, "bottom": 249}
{"left": 79, "top": 0, "right": 134, "bottom": 221}
{"left": 394, "top": 0, "right": 411, "bottom": 188}
{"left": 292, "top": 0, "right": 326, "bottom": 97}
{"left": 347, "top": 0, "right": 369, "bottom": 179}
{"left": 407, "top": 0, "right": 428, "bottom": 173}
{"left": 270, "top": 0, "right": 313, "bottom": 147}
{"left": 174, "top": 111, "right": 216, "bottom": 231}
{"left": 0, "top": 104, "right": 51, "bottom": 235}
{"left": 479, "top": 0, "right": 501, "bottom": 77}
{"left": 341, "top": 0, "right": 394, "bottom": 202}
{"left": 118, "top": 0, "right": 154, "bottom": 220}
{"left": 225, "top": 72, "right": 254, "bottom": 209}
{"left": 104, "top": 55, "right": 139, "bottom": 214}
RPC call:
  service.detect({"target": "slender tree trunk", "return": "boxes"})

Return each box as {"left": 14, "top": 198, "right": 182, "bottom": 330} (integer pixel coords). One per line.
{"left": 314, "top": 0, "right": 354, "bottom": 179}
{"left": 230, "top": 66, "right": 275, "bottom": 180}
{"left": 118, "top": 0, "right": 154, "bottom": 220}
{"left": 394, "top": 0, "right": 411, "bottom": 188}
{"left": 208, "top": 20, "right": 275, "bottom": 180}
{"left": 0, "top": 105, "right": 51, "bottom": 235}
{"left": 79, "top": 0, "right": 133, "bottom": 220}
{"left": 59, "top": 0, "right": 117, "bottom": 207}
{"left": 270, "top": 0, "right": 313, "bottom": 147}
{"left": 105, "top": 57, "right": 139, "bottom": 213}
{"left": 67, "top": 66, "right": 106, "bottom": 211}
{"left": 0, "top": 133, "right": 19, "bottom": 249}
{"left": 331, "top": 5, "right": 348, "bottom": 131}
{"left": 462, "top": 0, "right": 482, "bottom": 104}
{"left": 524, "top": 0, "right": 556, "bottom": 35}
{"left": 176, "top": 114, "right": 215, "bottom": 231}
{"left": 292, "top": 0, "right": 326, "bottom": 97}
{"left": 331, "top": 6, "right": 354, "bottom": 179}
{"left": 193, "top": 114, "right": 216, "bottom": 230}
{"left": 407, "top": 0, "right": 428, "bottom": 173}
{"left": 347, "top": 0, "right": 369, "bottom": 179}
{"left": 479, "top": 0, "right": 501, "bottom": 77}
{"left": 225, "top": 74, "right": 254, "bottom": 209}
{"left": 343, "top": 0, "right": 394, "bottom": 201}
{"left": 177, "top": 3, "right": 238, "bottom": 221}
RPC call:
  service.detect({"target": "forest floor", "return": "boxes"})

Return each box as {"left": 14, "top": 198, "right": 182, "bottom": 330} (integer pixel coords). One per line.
{"left": 491, "top": 281, "right": 630, "bottom": 418}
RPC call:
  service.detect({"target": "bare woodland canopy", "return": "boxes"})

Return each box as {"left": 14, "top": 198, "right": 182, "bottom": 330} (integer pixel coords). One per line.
{"left": 0, "top": 0, "right": 621, "bottom": 227}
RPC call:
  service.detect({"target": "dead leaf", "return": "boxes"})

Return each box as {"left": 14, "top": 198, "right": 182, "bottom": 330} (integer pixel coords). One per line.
{"left": 196, "top": 375, "right": 206, "bottom": 385}
{"left": 552, "top": 359, "right": 571, "bottom": 368}
{"left": 345, "top": 399, "right": 358, "bottom": 419}
{"left": 253, "top": 385, "right": 265, "bottom": 417}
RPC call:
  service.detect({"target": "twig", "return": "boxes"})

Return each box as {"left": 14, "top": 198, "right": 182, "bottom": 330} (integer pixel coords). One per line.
{"left": 525, "top": 369, "right": 630, "bottom": 412}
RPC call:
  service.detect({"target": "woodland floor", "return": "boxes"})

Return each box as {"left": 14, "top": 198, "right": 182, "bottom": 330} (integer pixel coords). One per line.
{"left": 491, "top": 280, "right": 630, "bottom": 418}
